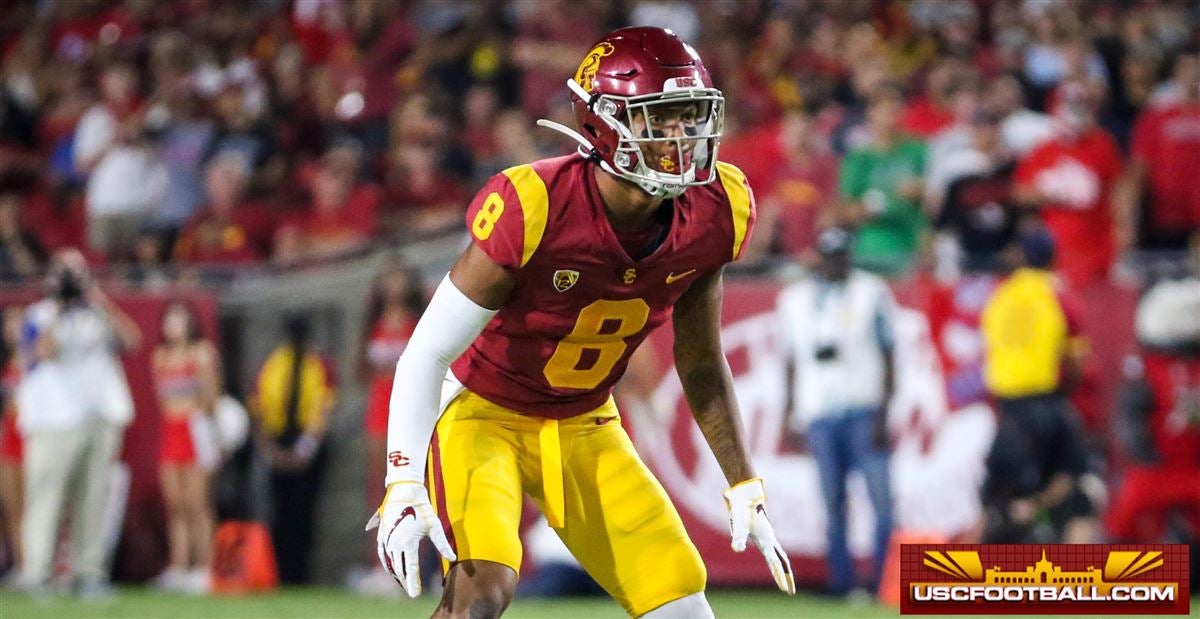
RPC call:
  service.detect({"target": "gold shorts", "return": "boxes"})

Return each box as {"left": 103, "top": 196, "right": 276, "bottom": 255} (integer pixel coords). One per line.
{"left": 426, "top": 389, "right": 706, "bottom": 616}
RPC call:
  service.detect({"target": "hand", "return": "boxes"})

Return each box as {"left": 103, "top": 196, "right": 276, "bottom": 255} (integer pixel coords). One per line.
{"left": 1008, "top": 498, "right": 1037, "bottom": 524}
{"left": 291, "top": 434, "right": 320, "bottom": 465}
{"left": 723, "top": 478, "right": 796, "bottom": 595}
{"left": 366, "top": 481, "right": 456, "bottom": 597}
{"left": 897, "top": 178, "right": 924, "bottom": 203}
{"left": 871, "top": 417, "right": 890, "bottom": 451}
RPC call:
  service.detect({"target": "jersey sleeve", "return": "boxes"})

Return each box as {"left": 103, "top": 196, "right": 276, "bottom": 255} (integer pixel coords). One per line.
{"left": 464, "top": 164, "right": 550, "bottom": 271}
{"left": 715, "top": 161, "right": 757, "bottom": 262}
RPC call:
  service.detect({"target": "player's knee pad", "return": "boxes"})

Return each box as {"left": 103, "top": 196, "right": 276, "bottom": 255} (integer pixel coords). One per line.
{"left": 640, "top": 592, "right": 713, "bottom": 618}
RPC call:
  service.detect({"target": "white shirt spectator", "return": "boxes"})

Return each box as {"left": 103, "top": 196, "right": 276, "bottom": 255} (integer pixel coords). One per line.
{"left": 73, "top": 104, "right": 167, "bottom": 218}
{"left": 778, "top": 270, "right": 896, "bottom": 430}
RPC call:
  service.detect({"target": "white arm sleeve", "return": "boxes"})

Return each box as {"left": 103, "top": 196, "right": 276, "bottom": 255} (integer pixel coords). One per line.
{"left": 385, "top": 274, "right": 497, "bottom": 486}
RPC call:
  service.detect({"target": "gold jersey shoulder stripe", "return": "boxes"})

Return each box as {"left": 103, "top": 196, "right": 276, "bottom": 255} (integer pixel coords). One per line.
{"left": 501, "top": 164, "right": 549, "bottom": 268}
{"left": 716, "top": 161, "right": 752, "bottom": 261}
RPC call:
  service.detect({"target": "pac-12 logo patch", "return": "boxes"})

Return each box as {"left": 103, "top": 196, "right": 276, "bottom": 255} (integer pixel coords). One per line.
{"left": 553, "top": 270, "right": 580, "bottom": 292}
{"left": 575, "top": 42, "right": 615, "bottom": 92}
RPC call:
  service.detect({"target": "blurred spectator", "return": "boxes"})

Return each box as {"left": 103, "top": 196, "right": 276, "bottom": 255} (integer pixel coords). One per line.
{"left": 17, "top": 249, "right": 141, "bottom": 597}
{"left": 923, "top": 77, "right": 981, "bottom": 210}
{"left": 989, "top": 75, "right": 1055, "bottom": 156}
{"left": 511, "top": 0, "right": 599, "bottom": 120}
{"left": 0, "top": 307, "right": 24, "bottom": 581}
{"left": 1148, "top": 44, "right": 1200, "bottom": 108}
{"left": 777, "top": 228, "right": 895, "bottom": 595}
{"left": 1125, "top": 46, "right": 1200, "bottom": 253}
{"left": 0, "top": 192, "right": 47, "bottom": 282}
{"left": 459, "top": 85, "right": 502, "bottom": 169}
{"left": 737, "top": 106, "right": 840, "bottom": 262}
{"left": 174, "top": 155, "right": 271, "bottom": 266}
{"left": 73, "top": 61, "right": 167, "bottom": 261}
{"left": 1023, "top": 21, "right": 1109, "bottom": 98}
{"left": 628, "top": 1, "right": 700, "bottom": 43}
{"left": 152, "top": 302, "right": 220, "bottom": 595}
{"left": 250, "top": 313, "right": 336, "bottom": 585}
{"left": 934, "top": 106, "right": 1020, "bottom": 274}
{"left": 839, "top": 85, "right": 928, "bottom": 276}
{"left": 275, "top": 145, "right": 379, "bottom": 263}
{"left": 146, "top": 34, "right": 215, "bottom": 235}
{"left": 901, "top": 58, "right": 966, "bottom": 138}
{"left": 1015, "top": 81, "right": 1127, "bottom": 289}
{"left": 381, "top": 141, "right": 466, "bottom": 236}
{"left": 126, "top": 228, "right": 171, "bottom": 291}
{"left": 980, "top": 228, "right": 1096, "bottom": 544}
{"left": 1108, "top": 278, "right": 1200, "bottom": 545}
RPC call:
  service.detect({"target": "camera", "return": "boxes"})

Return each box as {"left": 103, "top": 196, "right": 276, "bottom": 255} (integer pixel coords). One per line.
{"left": 52, "top": 268, "right": 87, "bottom": 303}
{"left": 814, "top": 343, "right": 839, "bottom": 362}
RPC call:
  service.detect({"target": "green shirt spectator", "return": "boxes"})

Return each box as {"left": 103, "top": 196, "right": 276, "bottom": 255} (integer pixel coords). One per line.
{"left": 840, "top": 86, "right": 929, "bottom": 276}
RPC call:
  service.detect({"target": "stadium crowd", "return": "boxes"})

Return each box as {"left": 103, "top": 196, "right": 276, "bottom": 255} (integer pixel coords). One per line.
{"left": 0, "top": 0, "right": 1197, "bottom": 602}
{"left": 0, "top": 0, "right": 1195, "bottom": 283}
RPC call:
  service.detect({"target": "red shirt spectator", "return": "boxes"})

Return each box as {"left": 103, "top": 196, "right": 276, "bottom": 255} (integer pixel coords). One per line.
{"left": 277, "top": 146, "right": 379, "bottom": 262}
{"left": 723, "top": 110, "right": 838, "bottom": 259}
{"left": 174, "top": 157, "right": 273, "bottom": 265}
{"left": 1016, "top": 85, "right": 1124, "bottom": 290}
{"left": 381, "top": 144, "right": 466, "bottom": 235}
{"left": 174, "top": 207, "right": 269, "bottom": 265}
{"left": 901, "top": 95, "right": 956, "bottom": 138}
{"left": 1130, "top": 102, "right": 1200, "bottom": 247}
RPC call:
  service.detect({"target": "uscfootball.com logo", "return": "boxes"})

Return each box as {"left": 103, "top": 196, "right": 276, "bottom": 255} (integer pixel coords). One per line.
{"left": 901, "top": 544, "right": 1190, "bottom": 615}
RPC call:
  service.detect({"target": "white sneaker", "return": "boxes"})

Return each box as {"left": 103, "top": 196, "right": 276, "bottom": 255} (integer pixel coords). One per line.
{"left": 151, "top": 568, "right": 186, "bottom": 593}
{"left": 183, "top": 569, "right": 210, "bottom": 596}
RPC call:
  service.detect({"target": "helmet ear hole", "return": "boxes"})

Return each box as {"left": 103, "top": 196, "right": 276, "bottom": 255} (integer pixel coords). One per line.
{"left": 583, "top": 124, "right": 598, "bottom": 139}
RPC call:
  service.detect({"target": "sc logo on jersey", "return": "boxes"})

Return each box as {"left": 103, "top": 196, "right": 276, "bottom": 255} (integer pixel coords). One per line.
{"left": 553, "top": 270, "right": 580, "bottom": 292}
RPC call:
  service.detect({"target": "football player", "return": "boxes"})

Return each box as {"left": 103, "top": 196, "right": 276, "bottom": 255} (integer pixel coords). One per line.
{"left": 368, "top": 27, "right": 794, "bottom": 618}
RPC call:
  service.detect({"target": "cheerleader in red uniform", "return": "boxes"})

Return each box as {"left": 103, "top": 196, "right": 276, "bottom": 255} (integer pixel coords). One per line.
{"left": 360, "top": 263, "right": 424, "bottom": 504}
{"left": 0, "top": 307, "right": 25, "bottom": 577}
{"left": 354, "top": 262, "right": 423, "bottom": 593}
{"left": 153, "top": 302, "right": 220, "bottom": 593}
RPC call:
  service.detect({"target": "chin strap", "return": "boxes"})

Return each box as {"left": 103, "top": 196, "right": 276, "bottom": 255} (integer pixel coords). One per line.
{"left": 535, "top": 118, "right": 595, "bottom": 154}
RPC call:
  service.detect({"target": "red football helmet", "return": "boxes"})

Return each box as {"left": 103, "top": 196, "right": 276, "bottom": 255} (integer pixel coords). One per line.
{"left": 538, "top": 27, "right": 725, "bottom": 199}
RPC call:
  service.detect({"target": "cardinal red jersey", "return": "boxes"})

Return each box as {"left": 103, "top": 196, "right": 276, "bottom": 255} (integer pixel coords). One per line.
{"left": 1015, "top": 129, "right": 1123, "bottom": 288}
{"left": 451, "top": 155, "right": 755, "bottom": 419}
{"left": 1142, "top": 352, "right": 1200, "bottom": 468}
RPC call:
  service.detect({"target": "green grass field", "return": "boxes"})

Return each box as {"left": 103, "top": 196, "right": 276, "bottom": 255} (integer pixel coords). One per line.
{"left": 0, "top": 588, "right": 1193, "bottom": 619}
{"left": 0, "top": 588, "right": 878, "bottom": 619}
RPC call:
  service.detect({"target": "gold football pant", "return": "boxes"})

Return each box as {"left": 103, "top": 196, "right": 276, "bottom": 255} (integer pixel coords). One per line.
{"left": 427, "top": 389, "right": 706, "bottom": 616}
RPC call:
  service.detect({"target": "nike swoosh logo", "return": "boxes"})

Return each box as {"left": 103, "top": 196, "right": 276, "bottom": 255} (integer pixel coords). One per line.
{"left": 665, "top": 269, "right": 697, "bottom": 284}
{"left": 595, "top": 416, "right": 618, "bottom": 426}
{"left": 384, "top": 506, "right": 418, "bottom": 579}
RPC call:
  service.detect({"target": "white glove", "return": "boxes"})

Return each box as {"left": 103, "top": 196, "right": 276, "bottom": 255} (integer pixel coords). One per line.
{"left": 366, "top": 481, "right": 457, "bottom": 597}
{"left": 723, "top": 477, "right": 796, "bottom": 595}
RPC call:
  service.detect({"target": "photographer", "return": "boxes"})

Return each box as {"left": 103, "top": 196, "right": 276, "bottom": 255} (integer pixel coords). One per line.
{"left": 16, "top": 249, "right": 141, "bottom": 597}
{"left": 777, "top": 227, "right": 897, "bottom": 596}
